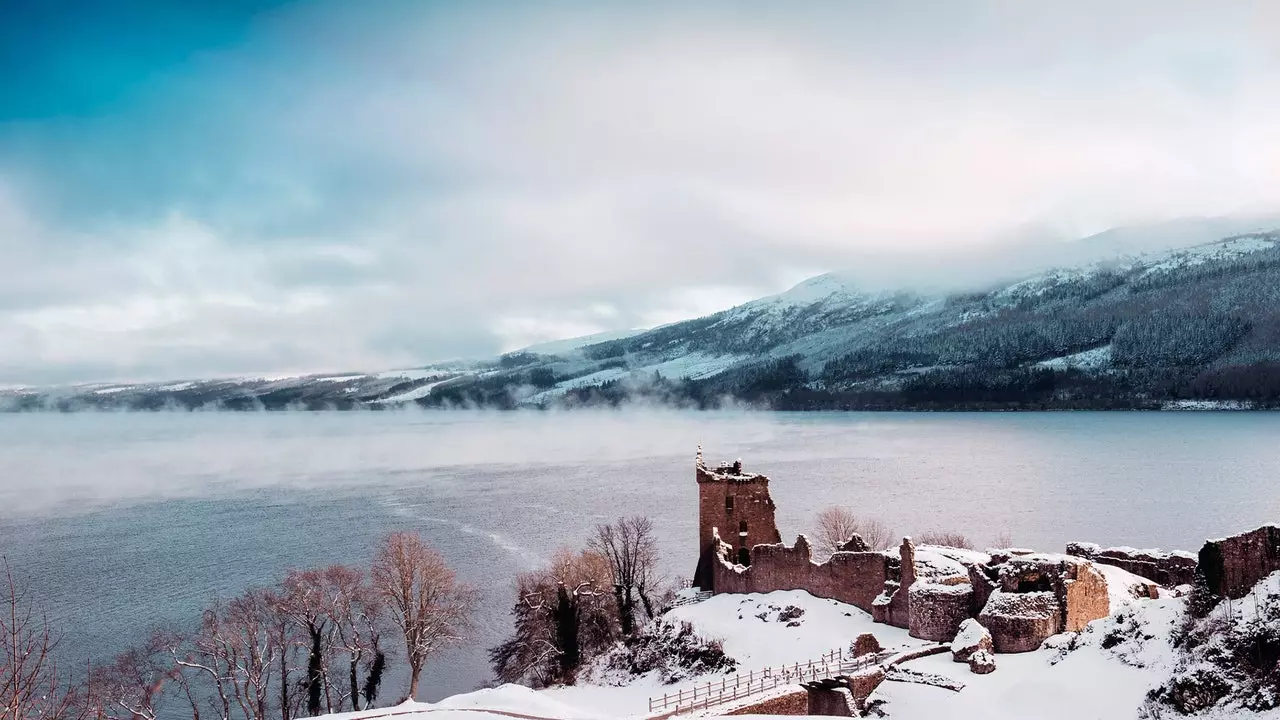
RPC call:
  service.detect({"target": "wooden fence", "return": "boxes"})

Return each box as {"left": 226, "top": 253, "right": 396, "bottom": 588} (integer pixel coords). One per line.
{"left": 646, "top": 646, "right": 884, "bottom": 715}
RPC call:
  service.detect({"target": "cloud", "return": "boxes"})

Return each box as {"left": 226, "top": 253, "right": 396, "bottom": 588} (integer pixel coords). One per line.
{"left": 2, "top": 1, "right": 1280, "bottom": 384}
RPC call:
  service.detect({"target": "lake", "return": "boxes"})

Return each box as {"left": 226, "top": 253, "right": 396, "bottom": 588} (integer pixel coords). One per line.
{"left": 1, "top": 409, "right": 1278, "bottom": 707}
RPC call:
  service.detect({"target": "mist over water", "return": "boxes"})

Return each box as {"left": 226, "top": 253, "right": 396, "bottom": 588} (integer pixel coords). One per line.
{"left": 2, "top": 410, "right": 1279, "bottom": 708}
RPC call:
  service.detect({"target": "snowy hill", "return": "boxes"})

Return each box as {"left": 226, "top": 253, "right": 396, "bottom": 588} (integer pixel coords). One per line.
{"left": 8, "top": 225, "right": 1280, "bottom": 411}
{"left": 403, "top": 228, "right": 1280, "bottom": 411}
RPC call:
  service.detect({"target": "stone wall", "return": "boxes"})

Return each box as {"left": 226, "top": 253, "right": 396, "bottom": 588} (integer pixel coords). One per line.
{"left": 978, "top": 591, "right": 1061, "bottom": 653}
{"left": 725, "top": 689, "right": 808, "bottom": 716}
{"left": 1199, "top": 525, "right": 1280, "bottom": 600}
{"left": 843, "top": 667, "right": 887, "bottom": 709}
{"left": 1063, "top": 561, "right": 1111, "bottom": 632}
{"left": 709, "top": 530, "right": 892, "bottom": 613}
{"left": 872, "top": 538, "right": 915, "bottom": 629}
{"left": 992, "top": 554, "right": 1110, "bottom": 640}
{"left": 1067, "top": 541, "right": 1198, "bottom": 587}
{"left": 908, "top": 582, "right": 974, "bottom": 642}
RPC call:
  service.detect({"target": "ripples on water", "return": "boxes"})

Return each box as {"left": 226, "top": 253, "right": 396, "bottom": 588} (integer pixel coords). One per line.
{"left": 1, "top": 409, "right": 1278, "bottom": 705}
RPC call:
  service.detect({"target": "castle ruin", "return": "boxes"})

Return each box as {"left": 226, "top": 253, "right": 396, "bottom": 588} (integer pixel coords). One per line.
{"left": 691, "top": 450, "right": 1280, "bottom": 656}
{"left": 692, "top": 452, "right": 1113, "bottom": 654}
{"left": 692, "top": 447, "right": 783, "bottom": 589}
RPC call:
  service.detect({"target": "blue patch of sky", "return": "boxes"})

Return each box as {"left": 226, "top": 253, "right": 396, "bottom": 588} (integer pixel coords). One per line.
{"left": 0, "top": 0, "right": 298, "bottom": 120}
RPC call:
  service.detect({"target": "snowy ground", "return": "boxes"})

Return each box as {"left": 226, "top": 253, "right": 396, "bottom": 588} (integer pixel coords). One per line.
{"left": 316, "top": 576, "right": 1280, "bottom": 720}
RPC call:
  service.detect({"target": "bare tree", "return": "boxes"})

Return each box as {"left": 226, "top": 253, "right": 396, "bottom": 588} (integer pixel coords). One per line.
{"left": 371, "top": 533, "right": 476, "bottom": 701}
{"left": 309, "top": 566, "right": 383, "bottom": 712}
{"left": 170, "top": 589, "right": 293, "bottom": 720}
{"left": 489, "top": 549, "right": 616, "bottom": 688}
{"left": 1, "top": 559, "right": 83, "bottom": 720}
{"left": 589, "top": 517, "right": 661, "bottom": 636}
{"left": 280, "top": 571, "right": 333, "bottom": 716}
{"left": 813, "top": 507, "right": 894, "bottom": 558}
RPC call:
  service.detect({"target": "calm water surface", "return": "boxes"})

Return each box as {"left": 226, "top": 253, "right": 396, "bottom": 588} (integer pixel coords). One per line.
{"left": 1, "top": 410, "right": 1278, "bottom": 705}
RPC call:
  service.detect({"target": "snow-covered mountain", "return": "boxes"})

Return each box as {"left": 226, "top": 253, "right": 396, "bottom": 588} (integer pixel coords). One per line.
{"left": 8, "top": 225, "right": 1280, "bottom": 411}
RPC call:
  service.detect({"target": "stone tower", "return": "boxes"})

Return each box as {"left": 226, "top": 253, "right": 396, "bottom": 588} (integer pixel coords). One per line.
{"left": 695, "top": 447, "right": 781, "bottom": 571}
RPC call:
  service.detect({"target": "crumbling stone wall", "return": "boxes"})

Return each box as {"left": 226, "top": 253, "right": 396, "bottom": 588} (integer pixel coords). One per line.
{"left": 709, "top": 529, "right": 892, "bottom": 613}
{"left": 968, "top": 564, "right": 997, "bottom": 616}
{"left": 872, "top": 538, "right": 915, "bottom": 629}
{"left": 978, "top": 591, "right": 1060, "bottom": 653}
{"left": 1198, "top": 525, "right": 1280, "bottom": 600}
{"left": 1067, "top": 541, "right": 1198, "bottom": 587}
{"left": 1063, "top": 561, "right": 1110, "bottom": 632}
{"left": 805, "top": 687, "right": 857, "bottom": 717}
{"left": 908, "top": 582, "right": 974, "bottom": 642}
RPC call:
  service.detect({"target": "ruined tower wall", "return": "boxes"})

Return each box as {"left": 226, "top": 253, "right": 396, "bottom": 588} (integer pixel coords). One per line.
{"left": 696, "top": 458, "right": 781, "bottom": 563}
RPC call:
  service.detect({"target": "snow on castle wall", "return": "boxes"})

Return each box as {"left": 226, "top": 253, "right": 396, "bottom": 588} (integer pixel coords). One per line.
{"left": 707, "top": 528, "right": 892, "bottom": 613}
{"left": 1067, "top": 541, "right": 1198, "bottom": 588}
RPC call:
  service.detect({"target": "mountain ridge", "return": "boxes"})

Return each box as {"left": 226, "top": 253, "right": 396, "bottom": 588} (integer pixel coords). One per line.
{"left": 8, "top": 225, "right": 1280, "bottom": 411}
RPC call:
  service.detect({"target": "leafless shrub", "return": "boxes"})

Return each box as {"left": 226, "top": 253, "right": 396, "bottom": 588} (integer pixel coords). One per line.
{"left": 813, "top": 507, "right": 894, "bottom": 557}
{"left": 917, "top": 530, "right": 975, "bottom": 549}
{"left": 991, "top": 531, "right": 1015, "bottom": 549}
{"left": 88, "top": 628, "right": 181, "bottom": 720}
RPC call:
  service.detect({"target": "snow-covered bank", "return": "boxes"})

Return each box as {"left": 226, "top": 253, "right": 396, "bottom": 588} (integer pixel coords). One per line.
{"left": 313, "top": 574, "right": 1280, "bottom": 720}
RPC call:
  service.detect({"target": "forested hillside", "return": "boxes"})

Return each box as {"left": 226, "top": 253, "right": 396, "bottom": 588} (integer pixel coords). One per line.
{"left": 7, "top": 232, "right": 1280, "bottom": 411}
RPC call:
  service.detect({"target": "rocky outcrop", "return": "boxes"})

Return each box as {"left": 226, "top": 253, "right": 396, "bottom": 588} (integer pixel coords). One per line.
{"left": 839, "top": 533, "right": 871, "bottom": 553}
{"left": 1198, "top": 525, "right": 1280, "bottom": 600}
{"left": 852, "top": 632, "right": 881, "bottom": 657}
{"left": 950, "top": 619, "right": 993, "bottom": 663}
{"left": 968, "top": 650, "right": 996, "bottom": 675}
{"left": 1067, "top": 541, "right": 1197, "bottom": 587}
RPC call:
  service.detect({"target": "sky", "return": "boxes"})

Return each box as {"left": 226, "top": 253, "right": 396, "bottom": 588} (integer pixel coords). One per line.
{"left": 2, "top": 1, "right": 1280, "bottom": 385}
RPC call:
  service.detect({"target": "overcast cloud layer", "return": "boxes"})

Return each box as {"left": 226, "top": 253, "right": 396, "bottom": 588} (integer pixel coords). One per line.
{"left": 2, "top": 1, "right": 1280, "bottom": 385}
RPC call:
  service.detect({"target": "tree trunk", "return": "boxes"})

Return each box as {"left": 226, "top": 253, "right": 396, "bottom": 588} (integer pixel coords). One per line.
{"left": 280, "top": 648, "right": 290, "bottom": 720}
{"left": 638, "top": 587, "right": 655, "bottom": 621}
{"left": 307, "top": 630, "right": 324, "bottom": 716}
{"left": 614, "top": 585, "right": 633, "bottom": 636}
{"left": 363, "top": 651, "right": 386, "bottom": 708}
{"left": 349, "top": 655, "right": 360, "bottom": 711}
{"left": 553, "top": 585, "right": 580, "bottom": 684}
{"left": 408, "top": 661, "right": 421, "bottom": 701}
